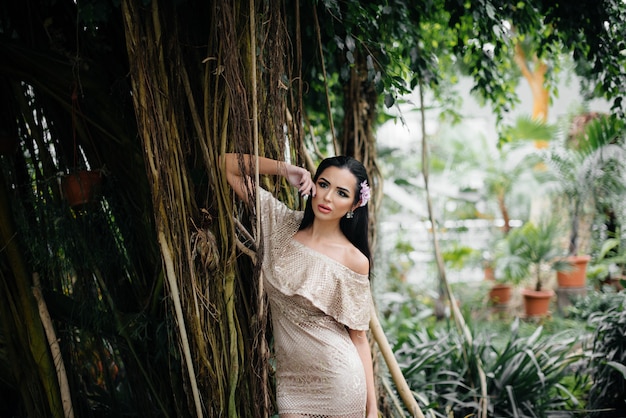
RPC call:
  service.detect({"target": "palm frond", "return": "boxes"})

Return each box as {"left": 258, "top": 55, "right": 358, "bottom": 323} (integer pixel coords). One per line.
{"left": 542, "top": 114, "right": 626, "bottom": 253}
{"left": 499, "top": 115, "right": 559, "bottom": 147}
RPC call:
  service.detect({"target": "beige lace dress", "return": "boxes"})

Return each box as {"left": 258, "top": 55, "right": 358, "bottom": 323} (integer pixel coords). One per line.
{"left": 259, "top": 188, "right": 373, "bottom": 418}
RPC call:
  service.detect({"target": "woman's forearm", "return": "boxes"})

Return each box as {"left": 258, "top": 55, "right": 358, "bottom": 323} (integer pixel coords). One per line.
{"left": 223, "top": 153, "right": 315, "bottom": 200}
{"left": 223, "top": 153, "right": 286, "bottom": 177}
{"left": 223, "top": 153, "right": 287, "bottom": 200}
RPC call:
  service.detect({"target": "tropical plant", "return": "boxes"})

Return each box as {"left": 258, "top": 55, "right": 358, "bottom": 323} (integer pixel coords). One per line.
{"left": 393, "top": 318, "right": 582, "bottom": 418}
{"left": 486, "top": 319, "right": 583, "bottom": 417}
{"left": 583, "top": 292, "right": 626, "bottom": 417}
{"left": 568, "top": 290, "right": 625, "bottom": 322}
{"left": 494, "top": 220, "right": 571, "bottom": 291}
{"left": 543, "top": 114, "right": 626, "bottom": 256}
{"left": 491, "top": 232, "right": 528, "bottom": 287}
{"left": 587, "top": 234, "right": 626, "bottom": 289}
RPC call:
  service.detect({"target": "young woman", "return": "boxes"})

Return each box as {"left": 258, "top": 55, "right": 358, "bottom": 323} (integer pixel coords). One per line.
{"left": 223, "top": 153, "right": 377, "bottom": 418}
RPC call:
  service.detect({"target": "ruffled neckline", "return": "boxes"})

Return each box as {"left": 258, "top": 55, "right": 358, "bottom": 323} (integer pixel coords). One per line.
{"left": 289, "top": 239, "right": 369, "bottom": 279}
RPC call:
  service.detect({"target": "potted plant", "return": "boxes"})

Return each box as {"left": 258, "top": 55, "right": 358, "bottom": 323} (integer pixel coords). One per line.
{"left": 496, "top": 219, "right": 571, "bottom": 317}
{"left": 489, "top": 229, "right": 529, "bottom": 307}
{"left": 543, "top": 114, "right": 626, "bottom": 288}
{"left": 489, "top": 239, "right": 526, "bottom": 307}
{"left": 479, "top": 117, "right": 554, "bottom": 306}
{"left": 488, "top": 280, "right": 513, "bottom": 306}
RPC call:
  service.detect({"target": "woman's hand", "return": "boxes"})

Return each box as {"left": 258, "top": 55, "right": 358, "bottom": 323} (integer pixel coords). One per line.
{"left": 284, "top": 164, "right": 316, "bottom": 198}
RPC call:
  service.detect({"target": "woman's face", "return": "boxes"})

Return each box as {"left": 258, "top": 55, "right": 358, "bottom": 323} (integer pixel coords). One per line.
{"left": 311, "top": 166, "right": 358, "bottom": 221}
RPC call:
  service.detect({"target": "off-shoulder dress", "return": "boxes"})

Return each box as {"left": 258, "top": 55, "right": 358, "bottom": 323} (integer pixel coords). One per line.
{"left": 258, "top": 188, "right": 373, "bottom": 418}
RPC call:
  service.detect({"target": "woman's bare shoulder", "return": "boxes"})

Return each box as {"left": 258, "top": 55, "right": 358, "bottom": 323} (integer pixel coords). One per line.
{"left": 346, "top": 245, "right": 369, "bottom": 276}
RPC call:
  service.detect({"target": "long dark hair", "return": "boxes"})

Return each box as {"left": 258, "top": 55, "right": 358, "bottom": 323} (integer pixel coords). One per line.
{"left": 299, "top": 156, "right": 371, "bottom": 263}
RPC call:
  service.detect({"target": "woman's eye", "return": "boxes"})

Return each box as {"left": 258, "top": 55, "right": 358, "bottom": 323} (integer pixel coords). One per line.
{"left": 318, "top": 181, "right": 328, "bottom": 188}
{"left": 337, "top": 190, "right": 348, "bottom": 198}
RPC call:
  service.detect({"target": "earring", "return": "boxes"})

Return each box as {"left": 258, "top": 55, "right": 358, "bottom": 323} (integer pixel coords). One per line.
{"left": 346, "top": 211, "right": 354, "bottom": 219}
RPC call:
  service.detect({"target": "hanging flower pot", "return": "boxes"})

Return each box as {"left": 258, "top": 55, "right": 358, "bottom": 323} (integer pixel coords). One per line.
{"left": 556, "top": 255, "right": 590, "bottom": 288}
{"left": 521, "top": 288, "right": 554, "bottom": 317}
{"left": 61, "top": 170, "right": 102, "bottom": 207}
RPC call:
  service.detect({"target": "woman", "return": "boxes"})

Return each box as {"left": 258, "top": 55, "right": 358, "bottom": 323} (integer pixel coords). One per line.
{"left": 224, "top": 153, "right": 377, "bottom": 418}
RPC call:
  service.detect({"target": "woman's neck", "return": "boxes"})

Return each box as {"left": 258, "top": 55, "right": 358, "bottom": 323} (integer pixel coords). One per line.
{"left": 305, "top": 219, "right": 343, "bottom": 242}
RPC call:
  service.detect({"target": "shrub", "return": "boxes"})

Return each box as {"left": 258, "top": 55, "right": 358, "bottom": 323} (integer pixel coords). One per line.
{"left": 568, "top": 290, "right": 625, "bottom": 322}
{"left": 392, "top": 319, "right": 581, "bottom": 417}
{"left": 583, "top": 292, "right": 626, "bottom": 417}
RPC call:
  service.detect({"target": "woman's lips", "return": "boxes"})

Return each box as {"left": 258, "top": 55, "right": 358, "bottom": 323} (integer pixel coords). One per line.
{"left": 317, "top": 204, "right": 331, "bottom": 214}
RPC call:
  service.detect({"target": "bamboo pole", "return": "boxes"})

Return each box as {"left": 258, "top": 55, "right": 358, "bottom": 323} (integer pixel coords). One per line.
{"left": 370, "top": 306, "right": 424, "bottom": 418}
{"left": 32, "top": 273, "right": 74, "bottom": 418}
{"left": 418, "top": 79, "right": 488, "bottom": 418}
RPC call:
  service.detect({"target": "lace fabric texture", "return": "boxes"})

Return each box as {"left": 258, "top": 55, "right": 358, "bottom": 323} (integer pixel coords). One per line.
{"left": 258, "top": 188, "right": 372, "bottom": 417}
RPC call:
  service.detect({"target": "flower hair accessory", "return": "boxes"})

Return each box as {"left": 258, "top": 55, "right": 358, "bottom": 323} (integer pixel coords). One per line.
{"left": 359, "top": 181, "right": 370, "bottom": 207}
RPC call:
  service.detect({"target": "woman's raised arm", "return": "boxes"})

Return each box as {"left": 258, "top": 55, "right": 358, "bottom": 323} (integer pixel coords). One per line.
{"left": 222, "top": 153, "right": 316, "bottom": 202}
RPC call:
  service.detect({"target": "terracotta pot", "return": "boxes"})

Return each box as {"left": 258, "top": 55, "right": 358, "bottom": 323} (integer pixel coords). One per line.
{"left": 61, "top": 170, "right": 102, "bottom": 207}
{"left": 489, "top": 283, "right": 512, "bottom": 305}
{"left": 484, "top": 265, "right": 495, "bottom": 281}
{"left": 521, "top": 288, "right": 554, "bottom": 317}
{"left": 557, "top": 255, "right": 591, "bottom": 288}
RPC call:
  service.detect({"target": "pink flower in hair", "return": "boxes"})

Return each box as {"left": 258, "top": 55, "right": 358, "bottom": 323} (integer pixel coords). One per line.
{"left": 359, "top": 181, "right": 370, "bottom": 207}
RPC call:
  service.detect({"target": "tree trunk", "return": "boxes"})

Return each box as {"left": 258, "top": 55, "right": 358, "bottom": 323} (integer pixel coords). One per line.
{"left": 121, "top": 0, "right": 297, "bottom": 415}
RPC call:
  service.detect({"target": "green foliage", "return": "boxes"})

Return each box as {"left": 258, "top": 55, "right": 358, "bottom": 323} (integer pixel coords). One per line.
{"left": 498, "top": 115, "right": 559, "bottom": 148}
{"left": 542, "top": 114, "right": 626, "bottom": 255}
{"left": 378, "top": 282, "right": 591, "bottom": 417}
{"left": 540, "top": 0, "right": 626, "bottom": 114}
{"left": 581, "top": 292, "right": 626, "bottom": 416}
{"left": 379, "top": 283, "right": 437, "bottom": 344}
{"left": 309, "top": 0, "right": 626, "bottom": 174}
{"left": 568, "top": 290, "right": 625, "bottom": 322}
{"left": 441, "top": 242, "right": 481, "bottom": 270}
{"left": 485, "top": 320, "right": 582, "bottom": 416}
{"left": 390, "top": 317, "right": 581, "bottom": 417}
{"left": 587, "top": 235, "right": 626, "bottom": 286}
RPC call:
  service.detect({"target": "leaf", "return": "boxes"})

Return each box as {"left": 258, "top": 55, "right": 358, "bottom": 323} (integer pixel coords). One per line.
{"left": 346, "top": 50, "right": 354, "bottom": 64}
{"left": 384, "top": 93, "right": 395, "bottom": 108}
{"left": 334, "top": 35, "right": 345, "bottom": 50}
{"left": 607, "top": 361, "right": 626, "bottom": 379}
{"left": 345, "top": 34, "right": 355, "bottom": 52}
